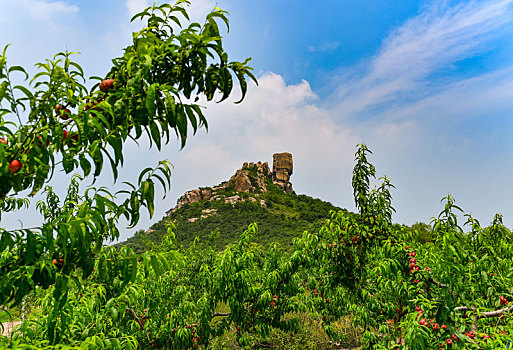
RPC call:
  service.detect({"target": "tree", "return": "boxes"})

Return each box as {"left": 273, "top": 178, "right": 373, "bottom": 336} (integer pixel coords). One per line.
{"left": 0, "top": 0, "right": 256, "bottom": 340}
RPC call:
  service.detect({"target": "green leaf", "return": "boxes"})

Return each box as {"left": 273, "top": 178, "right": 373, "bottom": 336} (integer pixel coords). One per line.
{"left": 104, "top": 149, "right": 119, "bottom": 181}
{"left": 207, "top": 10, "right": 230, "bottom": 32}
{"left": 184, "top": 104, "right": 198, "bottom": 134}
{"left": 218, "top": 67, "right": 232, "bottom": 103}
{"left": 192, "top": 104, "right": 207, "bottom": 130}
{"left": 25, "top": 231, "right": 36, "bottom": 264}
{"left": 8, "top": 65, "right": 28, "bottom": 80}
{"left": 169, "top": 15, "right": 182, "bottom": 27}
{"left": 53, "top": 273, "right": 69, "bottom": 304}
{"left": 150, "top": 254, "right": 160, "bottom": 275}
{"left": 30, "top": 71, "right": 50, "bottom": 84}
{"left": 159, "top": 255, "right": 170, "bottom": 272}
{"left": 90, "top": 144, "right": 104, "bottom": 177}
{"left": 141, "top": 180, "right": 155, "bottom": 217}
{"left": 146, "top": 83, "right": 157, "bottom": 117}
{"left": 152, "top": 173, "right": 168, "bottom": 197}
{"left": 127, "top": 56, "right": 136, "bottom": 76}
{"left": 0, "top": 81, "right": 8, "bottom": 101}
{"left": 233, "top": 68, "right": 248, "bottom": 104}
{"left": 176, "top": 105, "right": 187, "bottom": 149}
{"left": 165, "top": 98, "right": 177, "bottom": 128}
{"left": 130, "top": 10, "right": 150, "bottom": 22}
{"left": 69, "top": 61, "right": 85, "bottom": 78}
{"left": 138, "top": 167, "right": 153, "bottom": 185}
{"left": 88, "top": 113, "right": 108, "bottom": 138}
{"left": 79, "top": 154, "right": 91, "bottom": 177}
{"left": 149, "top": 121, "right": 161, "bottom": 150}
{"left": 13, "top": 85, "right": 33, "bottom": 99}
{"left": 108, "top": 136, "right": 124, "bottom": 167}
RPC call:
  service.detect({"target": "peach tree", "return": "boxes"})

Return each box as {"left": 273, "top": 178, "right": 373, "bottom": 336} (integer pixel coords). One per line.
{"left": 0, "top": 0, "right": 255, "bottom": 344}
{"left": 4, "top": 222, "right": 311, "bottom": 348}
{"left": 297, "top": 144, "right": 513, "bottom": 349}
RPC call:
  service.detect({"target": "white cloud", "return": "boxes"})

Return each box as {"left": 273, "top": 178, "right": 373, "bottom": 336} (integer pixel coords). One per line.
{"left": 3, "top": 0, "right": 513, "bottom": 241}
{"left": 0, "top": 0, "right": 85, "bottom": 77}
{"left": 331, "top": 0, "right": 513, "bottom": 119}
{"left": 372, "top": 0, "right": 512, "bottom": 81}
{"left": 21, "top": 0, "right": 78, "bottom": 24}
{"left": 308, "top": 41, "right": 340, "bottom": 52}
{"left": 376, "top": 67, "right": 513, "bottom": 124}
{"left": 125, "top": 0, "right": 513, "bottom": 236}
{"left": 187, "top": 0, "right": 217, "bottom": 22}
{"left": 373, "top": 120, "right": 418, "bottom": 144}
{"left": 0, "top": 0, "right": 78, "bottom": 42}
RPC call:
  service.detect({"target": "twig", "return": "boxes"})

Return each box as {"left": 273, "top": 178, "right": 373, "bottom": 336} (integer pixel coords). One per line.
{"left": 126, "top": 307, "right": 144, "bottom": 330}
{"left": 251, "top": 342, "right": 273, "bottom": 348}
{"left": 427, "top": 277, "right": 454, "bottom": 294}
{"left": 454, "top": 304, "right": 513, "bottom": 318}
{"left": 213, "top": 312, "right": 230, "bottom": 317}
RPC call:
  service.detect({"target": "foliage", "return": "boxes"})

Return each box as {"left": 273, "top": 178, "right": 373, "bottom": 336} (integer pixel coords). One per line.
{"left": 296, "top": 145, "right": 513, "bottom": 349}
{"left": 410, "top": 221, "right": 435, "bottom": 244}
{"left": 120, "top": 180, "right": 342, "bottom": 253}
{"left": 3, "top": 141, "right": 513, "bottom": 349}
{"left": 0, "top": 0, "right": 257, "bottom": 346}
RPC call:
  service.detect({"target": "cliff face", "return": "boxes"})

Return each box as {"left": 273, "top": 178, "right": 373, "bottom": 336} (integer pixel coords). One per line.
{"left": 170, "top": 153, "right": 294, "bottom": 213}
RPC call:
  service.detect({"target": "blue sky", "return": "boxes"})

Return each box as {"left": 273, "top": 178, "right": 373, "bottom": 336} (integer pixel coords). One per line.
{"left": 1, "top": 0, "right": 513, "bottom": 241}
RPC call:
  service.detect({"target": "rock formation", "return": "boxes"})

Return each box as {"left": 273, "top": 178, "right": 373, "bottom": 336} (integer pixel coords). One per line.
{"left": 169, "top": 153, "right": 293, "bottom": 214}
{"left": 272, "top": 152, "right": 293, "bottom": 193}
{"left": 230, "top": 161, "right": 271, "bottom": 193}
{"left": 232, "top": 171, "right": 252, "bottom": 193}
{"left": 174, "top": 187, "right": 214, "bottom": 210}
{"left": 176, "top": 189, "right": 202, "bottom": 208}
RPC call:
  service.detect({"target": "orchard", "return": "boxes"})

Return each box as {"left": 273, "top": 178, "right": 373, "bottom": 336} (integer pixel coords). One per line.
{"left": 1, "top": 1, "right": 513, "bottom": 349}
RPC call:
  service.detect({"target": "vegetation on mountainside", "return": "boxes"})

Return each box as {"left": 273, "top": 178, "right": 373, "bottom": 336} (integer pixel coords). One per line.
{"left": 121, "top": 177, "right": 344, "bottom": 253}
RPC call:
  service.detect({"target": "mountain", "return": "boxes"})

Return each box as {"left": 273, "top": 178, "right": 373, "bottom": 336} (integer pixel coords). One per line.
{"left": 118, "top": 153, "right": 347, "bottom": 253}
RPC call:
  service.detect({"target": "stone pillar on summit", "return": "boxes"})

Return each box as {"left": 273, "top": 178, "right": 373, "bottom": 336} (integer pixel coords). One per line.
{"left": 272, "top": 152, "right": 293, "bottom": 193}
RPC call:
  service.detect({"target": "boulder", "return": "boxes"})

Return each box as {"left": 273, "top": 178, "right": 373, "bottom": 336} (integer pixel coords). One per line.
{"left": 201, "top": 188, "right": 212, "bottom": 200}
{"left": 225, "top": 195, "right": 241, "bottom": 205}
{"left": 176, "top": 189, "right": 202, "bottom": 208}
{"left": 233, "top": 170, "right": 252, "bottom": 193}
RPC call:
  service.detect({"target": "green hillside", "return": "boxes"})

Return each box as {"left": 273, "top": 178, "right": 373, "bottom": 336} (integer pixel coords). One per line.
{"left": 117, "top": 162, "right": 346, "bottom": 253}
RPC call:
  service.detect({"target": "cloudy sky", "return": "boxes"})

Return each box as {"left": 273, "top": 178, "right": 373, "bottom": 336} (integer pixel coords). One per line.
{"left": 1, "top": 0, "right": 513, "bottom": 241}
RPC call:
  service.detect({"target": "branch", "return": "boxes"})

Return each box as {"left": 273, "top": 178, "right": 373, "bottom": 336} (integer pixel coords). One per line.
{"left": 126, "top": 307, "right": 145, "bottom": 330}
{"left": 407, "top": 259, "right": 455, "bottom": 294}
{"left": 455, "top": 304, "right": 513, "bottom": 318}
{"left": 427, "top": 277, "right": 455, "bottom": 294}
{"left": 427, "top": 277, "right": 448, "bottom": 288}
{"left": 454, "top": 305, "right": 478, "bottom": 331}
{"left": 213, "top": 312, "right": 230, "bottom": 317}
{"left": 252, "top": 342, "right": 272, "bottom": 348}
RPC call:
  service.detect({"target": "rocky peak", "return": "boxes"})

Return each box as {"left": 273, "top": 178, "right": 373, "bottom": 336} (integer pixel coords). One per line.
{"left": 170, "top": 153, "right": 293, "bottom": 213}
